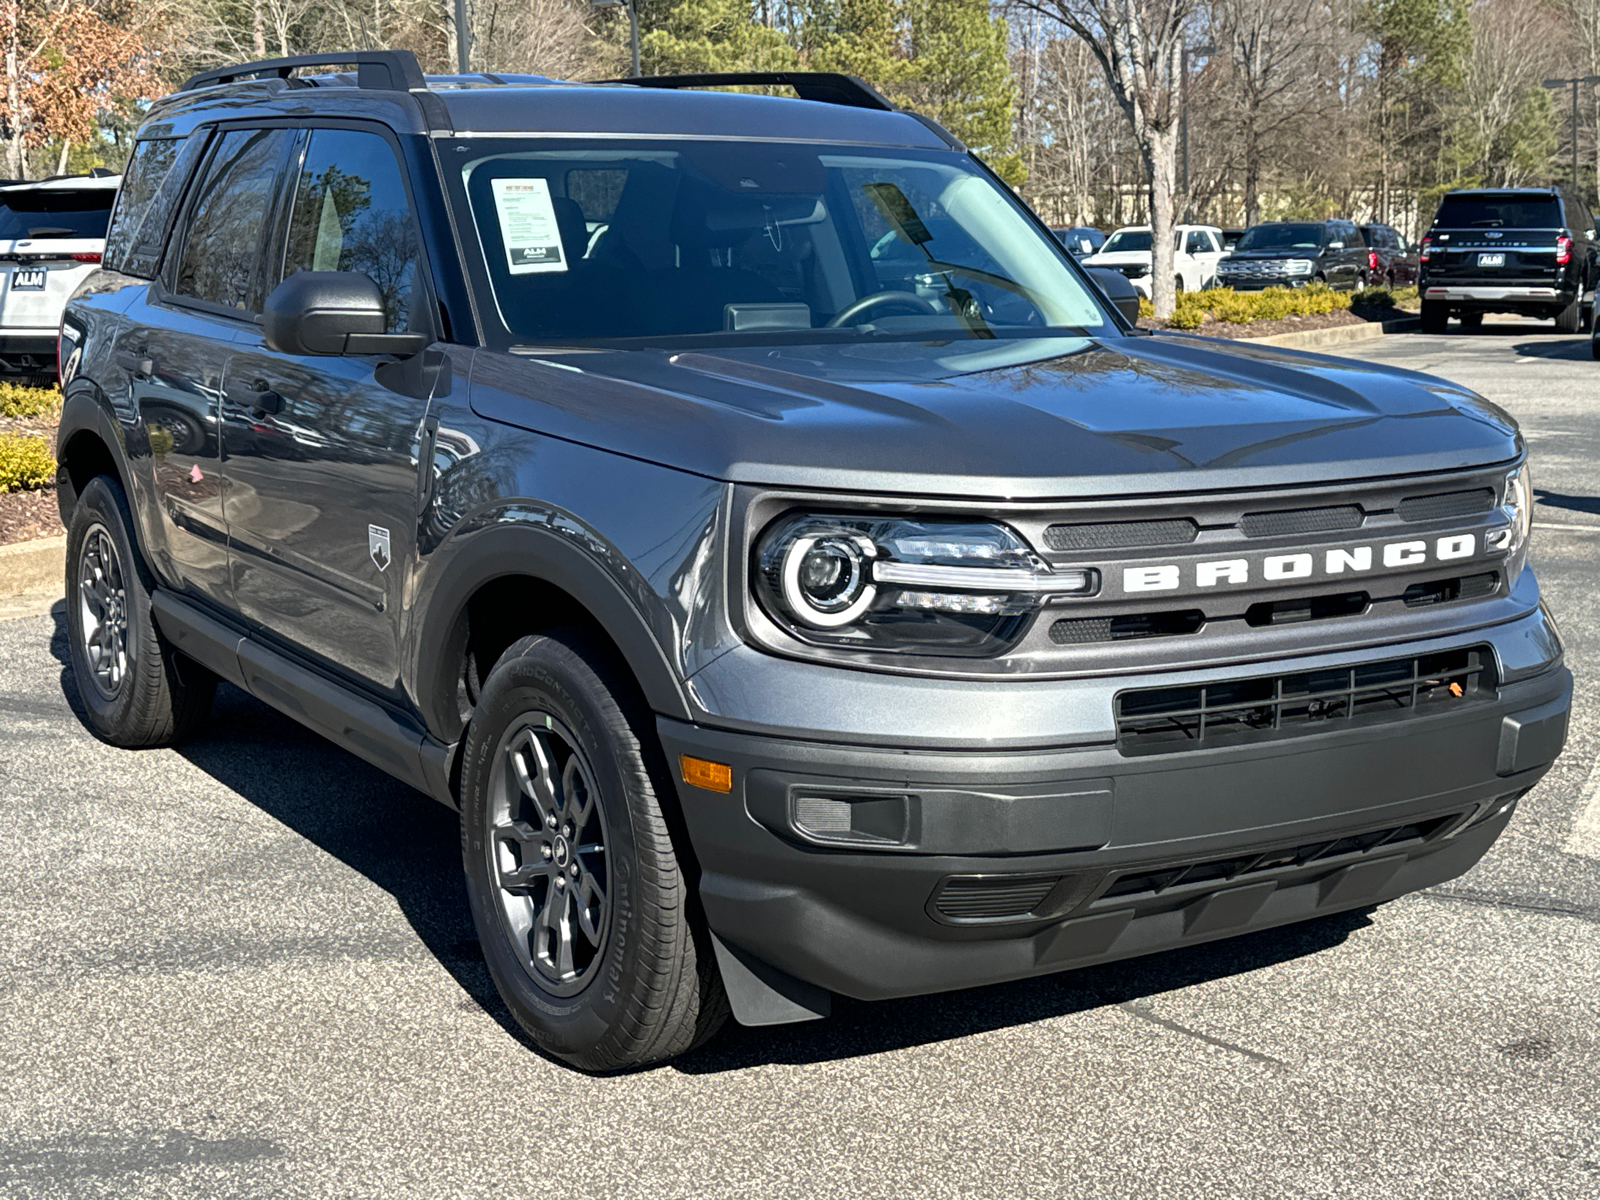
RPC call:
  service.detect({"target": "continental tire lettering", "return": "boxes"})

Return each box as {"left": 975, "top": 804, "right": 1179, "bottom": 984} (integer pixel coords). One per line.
{"left": 1263, "top": 553, "right": 1313, "bottom": 581}
{"left": 1124, "top": 565, "right": 1180, "bottom": 592}
{"left": 1437, "top": 533, "right": 1475, "bottom": 560}
{"left": 1384, "top": 541, "right": 1427, "bottom": 567}
{"left": 1196, "top": 559, "right": 1248, "bottom": 587}
{"left": 1326, "top": 546, "right": 1373, "bottom": 574}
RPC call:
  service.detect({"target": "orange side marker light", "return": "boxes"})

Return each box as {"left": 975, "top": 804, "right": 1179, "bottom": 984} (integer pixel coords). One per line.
{"left": 1449, "top": 682, "right": 1464, "bottom": 697}
{"left": 680, "top": 754, "right": 733, "bottom": 793}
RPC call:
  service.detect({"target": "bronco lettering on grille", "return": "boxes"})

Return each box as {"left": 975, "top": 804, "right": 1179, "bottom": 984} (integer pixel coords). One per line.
{"left": 1123, "top": 533, "right": 1482, "bottom": 593}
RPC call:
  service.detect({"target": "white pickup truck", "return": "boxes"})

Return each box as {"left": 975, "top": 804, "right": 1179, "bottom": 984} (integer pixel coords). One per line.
{"left": 0, "top": 172, "right": 119, "bottom": 382}
{"left": 1083, "top": 223, "right": 1226, "bottom": 299}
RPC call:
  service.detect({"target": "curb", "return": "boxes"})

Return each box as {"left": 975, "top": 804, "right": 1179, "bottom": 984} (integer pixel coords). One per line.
{"left": 1245, "top": 317, "right": 1420, "bottom": 351}
{"left": 0, "top": 533, "right": 65, "bottom": 601}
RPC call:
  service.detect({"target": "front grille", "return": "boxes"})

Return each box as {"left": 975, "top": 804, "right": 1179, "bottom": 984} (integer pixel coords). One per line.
{"left": 1050, "top": 609, "right": 1204, "bottom": 645}
{"left": 1244, "top": 591, "right": 1368, "bottom": 626}
{"left": 1115, "top": 646, "right": 1495, "bottom": 756}
{"left": 1401, "top": 572, "right": 1499, "bottom": 608}
{"left": 935, "top": 875, "right": 1059, "bottom": 921}
{"left": 1240, "top": 504, "right": 1364, "bottom": 537}
{"left": 1398, "top": 488, "right": 1495, "bottom": 522}
{"left": 1098, "top": 814, "right": 1460, "bottom": 902}
{"left": 1043, "top": 518, "right": 1198, "bottom": 551}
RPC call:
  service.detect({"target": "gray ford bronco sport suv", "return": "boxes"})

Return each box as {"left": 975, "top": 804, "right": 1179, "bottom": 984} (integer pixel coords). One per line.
{"left": 56, "top": 51, "right": 1571, "bottom": 1071}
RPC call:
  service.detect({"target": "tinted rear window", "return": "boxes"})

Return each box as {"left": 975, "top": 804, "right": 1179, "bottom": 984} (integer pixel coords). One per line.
{"left": 1433, "top": 196, "right": 1561, "bottom": 228}
{"left": 0, "top": 188, "right": 113, "bottom": 239}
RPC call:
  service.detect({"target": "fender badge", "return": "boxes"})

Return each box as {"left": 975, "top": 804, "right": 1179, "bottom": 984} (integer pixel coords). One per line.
{"left": 369, "top": 525, "right": 391, "bottom": 572}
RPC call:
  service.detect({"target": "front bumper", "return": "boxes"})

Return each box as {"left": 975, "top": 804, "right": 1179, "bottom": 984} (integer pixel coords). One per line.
{"left": 663, "top": 614, "right": 1569, "bottom": 1010}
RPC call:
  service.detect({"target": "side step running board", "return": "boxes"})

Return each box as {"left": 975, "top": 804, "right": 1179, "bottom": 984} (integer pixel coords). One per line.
{"left": 151, "top": 590, "right": 457, "bottom": 808}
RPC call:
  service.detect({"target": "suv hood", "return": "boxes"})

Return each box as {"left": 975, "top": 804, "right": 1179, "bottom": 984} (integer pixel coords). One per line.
{"left": 470, "top": 333, "right": 1520, "bottom": 499}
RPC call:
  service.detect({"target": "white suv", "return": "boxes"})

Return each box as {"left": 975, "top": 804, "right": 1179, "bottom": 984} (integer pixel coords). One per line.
{"left": 1084, "top": 223, "right": 1225, "bottom": 298}
{"left": 0, "top": 172, "right": 119, "bottom": 382}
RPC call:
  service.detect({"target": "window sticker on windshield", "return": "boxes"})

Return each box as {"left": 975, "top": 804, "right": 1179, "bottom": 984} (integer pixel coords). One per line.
{"left": 490, "top": 177, "right": 566, "bottom": 274}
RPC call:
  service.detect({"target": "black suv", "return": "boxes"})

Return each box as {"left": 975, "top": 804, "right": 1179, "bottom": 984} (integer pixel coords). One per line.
{"left": 57, "top": 51, "right": 1570, "bottom": 1071}
{"left": 1215, "top": 219, "right": 1370, "bottom": 290}
{"left": 1419, "top": 188, "right": 1597, "bottom": 333}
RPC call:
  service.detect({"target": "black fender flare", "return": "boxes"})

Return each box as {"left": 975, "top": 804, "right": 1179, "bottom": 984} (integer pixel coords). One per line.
{"left": 54, "top": 384, "right": 146, "bottom": 540}
{"left": 412, "top": 521, "right": 694, "bottom": 742}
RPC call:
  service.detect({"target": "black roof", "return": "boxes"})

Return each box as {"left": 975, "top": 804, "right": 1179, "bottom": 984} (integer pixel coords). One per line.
{"left": 148, "top": 50, "right": 952, "bottom": 151}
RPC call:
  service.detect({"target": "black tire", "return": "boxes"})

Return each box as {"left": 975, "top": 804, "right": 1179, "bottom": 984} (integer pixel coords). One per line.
{"left": 65, "top": 475, "right": 215, "bottom": 747}
{"left": 460, "top": 629, "right": 727, "bottom": 1071}
{"left": 1591, "top": 335, "right": 1600, "bottom": 360}
{"left": 1459, "top": 312, "right": 1483, "bottom": 330}
{"left": 1420, "top": 299, "right": 1449, "bottom": 334}
{"left": 1555, "top": 293, "right": 1583, "bottom": 333}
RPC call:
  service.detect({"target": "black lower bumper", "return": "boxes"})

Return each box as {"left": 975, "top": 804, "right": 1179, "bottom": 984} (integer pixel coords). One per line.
{"left": 660, "top": 665, "right": 1570, "bottom": 1015}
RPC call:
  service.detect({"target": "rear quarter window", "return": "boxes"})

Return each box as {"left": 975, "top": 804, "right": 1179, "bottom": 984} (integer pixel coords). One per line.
{"left": 104, "top": 134, "right": 210, "bottom": 278}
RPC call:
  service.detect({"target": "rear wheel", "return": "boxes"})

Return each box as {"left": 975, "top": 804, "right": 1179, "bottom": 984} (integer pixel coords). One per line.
{"left": 460, "top": 629, "right": 727, "bottom": 1071}
{"left": 65, "top": 475, "right": 214, "bottom": 747}
{"left": 1555, "top": 293, "right": 1584, "bottom": 334}
{"left": 1420, "top": 299, "right": 1449, "bottom": 334}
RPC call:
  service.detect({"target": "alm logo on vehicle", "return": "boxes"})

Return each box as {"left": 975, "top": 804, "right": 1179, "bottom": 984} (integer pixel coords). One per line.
{"left": 369, "top": 525, "right": 391, "bottom": 572}
{"left": 1123, "top": 532, "right": 1488, "bottom": 593}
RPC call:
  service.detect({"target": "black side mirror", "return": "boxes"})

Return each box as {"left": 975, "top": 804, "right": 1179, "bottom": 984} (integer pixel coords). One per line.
{"left": 263, "top": 271, "right": 429, "bottom": 358}
{"left": 1084, "top": 266, "right": 1142, "bottom": 325}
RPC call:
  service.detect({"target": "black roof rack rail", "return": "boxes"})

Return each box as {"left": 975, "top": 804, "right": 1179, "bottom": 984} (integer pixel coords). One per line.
{"left": 599, "top": 71, "right": 896, "bottom": 111}
{"left": 182, "top": 49, "right": 426, "bottom": 93}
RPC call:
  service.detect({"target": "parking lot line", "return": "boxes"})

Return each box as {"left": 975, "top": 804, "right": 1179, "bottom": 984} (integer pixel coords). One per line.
{"left": 1565, "top": 757, "right": 1600, "bottom": 859}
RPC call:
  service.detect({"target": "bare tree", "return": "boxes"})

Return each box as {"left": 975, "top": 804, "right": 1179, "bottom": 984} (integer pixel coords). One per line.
{"left": 1017, "top": 0, "right": 1197, "bottom": 318}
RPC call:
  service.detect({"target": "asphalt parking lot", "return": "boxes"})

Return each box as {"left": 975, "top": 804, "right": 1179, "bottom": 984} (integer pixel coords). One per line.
{"left": 2, "top": 322, "right": 1598, "bottom": 1200}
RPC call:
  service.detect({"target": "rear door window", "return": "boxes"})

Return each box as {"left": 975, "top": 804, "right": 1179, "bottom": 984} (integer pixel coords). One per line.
{"left": 105, "top": 136, "right": 209, "bottom": 277}
{"left": 1433, "top": 196, "right": 1562, "bottom": 228}
{"left": 171, "top": 127, "right": 291, "bottom": 312}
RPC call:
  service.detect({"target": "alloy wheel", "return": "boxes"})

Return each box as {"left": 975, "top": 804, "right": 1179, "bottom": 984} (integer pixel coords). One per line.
{"left": 487, "top": 713, "right": 610, "bottom": 996}
{"left": 77, "top": 522, "right": 129, "bottom": 700}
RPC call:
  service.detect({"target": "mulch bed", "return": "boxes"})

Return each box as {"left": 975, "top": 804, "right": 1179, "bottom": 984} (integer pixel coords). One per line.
{"left": 0, "top": 486, "right": 62, "bottom": 547}
{"left": 1138, "top": 304, "right": 1418, "bottom": 339}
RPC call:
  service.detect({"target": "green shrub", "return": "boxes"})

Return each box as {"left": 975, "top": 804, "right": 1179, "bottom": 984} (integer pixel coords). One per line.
{"left": 1350, "top": 286, "right": 1396, "bottom": 308}
{"left": 1391, "top": 285, "right": 1419, "bottom": 306}
{"left": 0, "top": 433, "right": 55, "bottom": 491}
{"left": 1158, "top": 284, "right": 1353, "bottom": 329}
{"left": 0, "top": 381, "right": 61, "bottom": 418}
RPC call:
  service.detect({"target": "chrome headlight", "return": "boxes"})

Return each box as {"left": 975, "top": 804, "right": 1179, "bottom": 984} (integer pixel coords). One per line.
{"left": 754, "top": 515, "right": 1093, "bottom": 656}
{"left": 1284, "top": 259, "right": 1315, "bottom": 276}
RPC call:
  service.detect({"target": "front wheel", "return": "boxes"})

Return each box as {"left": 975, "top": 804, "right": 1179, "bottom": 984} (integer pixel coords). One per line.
{"left": 1419, "top": 299, "right": 1449, "bottom": 334}
{"left": 460, "top": 630, "right": 727, "bottom": 1071}
{"left": 65, "top": 475, "right": 214, "bottom": 746}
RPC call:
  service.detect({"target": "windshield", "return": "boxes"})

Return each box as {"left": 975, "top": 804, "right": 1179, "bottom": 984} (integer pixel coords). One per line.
{"left": 1100, "top": 229, "right": 1151, "bottom": 254}
{"left": 0, "top": 187, "right": 113, "bottom": 239}
{"left": 1433, "top": 195, "right": 1562, "bottom": 228}
{"left": 450, "top": 139, "right": 1107, "bottom": 346}
{"left": 1235, "top": 223, "right": 1324, "bottom": 251}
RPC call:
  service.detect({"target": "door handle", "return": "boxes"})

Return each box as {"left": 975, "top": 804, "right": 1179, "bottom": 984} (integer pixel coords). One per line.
{"left": 231, "top": 382, "right": 284, "bottom": 415}
{"left": 115, "top": 350, "right": 153, "bottom": 377}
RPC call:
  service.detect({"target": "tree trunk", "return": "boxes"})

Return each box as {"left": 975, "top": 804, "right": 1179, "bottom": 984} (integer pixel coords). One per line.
{"left": 1143, "top": 122, "right": 1179, "bottom": 318}
{"left": 5, "top": 7, "right": 23, "bottom": 180}
{"left": 252, "top": 0, "right": 266, "bottom": 58}
{"left": 55, "top": 138, "right": 67, "bottom": 176}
